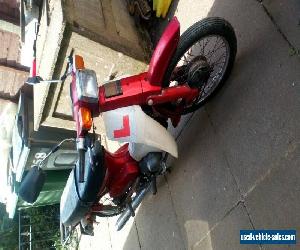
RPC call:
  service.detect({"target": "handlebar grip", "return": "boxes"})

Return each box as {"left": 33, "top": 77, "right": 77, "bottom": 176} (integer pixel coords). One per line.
{"left": 78, "top": 149, "right": 85, "bottom": 183}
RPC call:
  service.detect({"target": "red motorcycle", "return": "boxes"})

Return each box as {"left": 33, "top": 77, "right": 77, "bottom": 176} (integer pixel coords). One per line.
{"left": 19, "top": 17, "right": 236, "bottom": 242}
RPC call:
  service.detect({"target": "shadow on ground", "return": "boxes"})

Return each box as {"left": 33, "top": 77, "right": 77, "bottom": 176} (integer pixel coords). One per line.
{"left": 122, "top": 0, "right": 300, "bottom": 249}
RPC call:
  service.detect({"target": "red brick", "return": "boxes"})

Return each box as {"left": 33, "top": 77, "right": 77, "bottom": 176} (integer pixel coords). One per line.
{"left": 0, "top": 30, "right": 11, "bottom": 64}
{"left": 7, "top": 32, "right": 20, "bottom": 66}
{"left": 0, "top": 65, "right": 28, "bottom": 98}
{"left": 4, "top": 70, "right": 15, "bottom": 94}
{"left": 0, "top": 29, "right": 22, "bottom": 66}
{"left": 0, "top": 0, "right": 20, "bottom": 19}
{"left": 13, "top": 71, "right": 27, "bottom": 95}
{"left": 0, "top": 99, "right": 12, "bottom": 114}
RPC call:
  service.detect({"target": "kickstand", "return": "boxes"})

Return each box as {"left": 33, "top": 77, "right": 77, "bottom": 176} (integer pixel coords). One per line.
{"left": 151, "top": 176, "right": 157, "bottom": 195}
{"left": 127, "top": 202, "right": 135, "bottom": 217}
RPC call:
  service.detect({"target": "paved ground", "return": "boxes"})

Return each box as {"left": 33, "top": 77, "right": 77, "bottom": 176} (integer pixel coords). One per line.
{"left": 79, "top": 0, "right": 300, "bottom": 249}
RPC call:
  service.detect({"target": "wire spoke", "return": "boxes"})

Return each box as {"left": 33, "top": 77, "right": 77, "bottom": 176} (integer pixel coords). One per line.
{"left": 209, "top": 53, "right": 227, "bottom": 66}
{"left": 212, "top": 59, "right": 226, "bottom": 67}
{"left": 205, "top": 43, "right": 226, "bottom": 59}
{"left": 170, "top": 35, "right": 230, "bottom": 108}
{"left": 198, "top": 37, "right": 211, "bottom": 55}
{"left": 206, "top": 36, "right": 220, "bottom": 57}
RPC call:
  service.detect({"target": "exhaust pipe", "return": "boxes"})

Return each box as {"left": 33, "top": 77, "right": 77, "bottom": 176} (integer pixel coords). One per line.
{"left": 116, "top": 183, "right": 151, "bottom": 231}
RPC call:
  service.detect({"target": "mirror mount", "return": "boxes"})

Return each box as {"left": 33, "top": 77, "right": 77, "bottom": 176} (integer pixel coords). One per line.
{"left": 26, "top": 76, "right": 43, "bottom": 85}
{"left": 25, "top": 76, "right": 62, "bottom": 85}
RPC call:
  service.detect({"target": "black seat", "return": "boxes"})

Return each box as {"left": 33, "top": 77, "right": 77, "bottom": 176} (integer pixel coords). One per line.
{"left": 60, "top": 141, "right": 105, "bottom": 226}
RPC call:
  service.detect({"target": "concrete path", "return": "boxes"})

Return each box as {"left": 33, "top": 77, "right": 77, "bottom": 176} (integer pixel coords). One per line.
{"left": 79, "top": 0, "right": 300, "bottom": 249}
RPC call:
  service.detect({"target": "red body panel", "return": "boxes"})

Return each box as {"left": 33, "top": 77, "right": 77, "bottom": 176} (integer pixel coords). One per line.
{"left": 113, "top": 115, "right": 131, "bottom": 138}
{"left": 104, "top": 144, "right": 139, "bottom": 198}
{"left": 147, "top": 17, "right": 180, "bottom": 86}
{"left": 32, "top": 58, "right": 36, "bottom": 77}
{"left": 147, "top": 85, "right": 199, "bottom": 105}
{"left": 98, "top": 73, "right": 161, "bottom": 111}
{"left": 98, "top": 73, "right": 198, "bottom": 113}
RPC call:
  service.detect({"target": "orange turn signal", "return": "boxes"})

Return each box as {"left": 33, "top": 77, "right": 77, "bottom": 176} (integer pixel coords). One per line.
{"left": 74, "top": 55, "right": 85, "bottom": 70}
{"left": 79, "top": 107, "right": 92, "bottom": 131}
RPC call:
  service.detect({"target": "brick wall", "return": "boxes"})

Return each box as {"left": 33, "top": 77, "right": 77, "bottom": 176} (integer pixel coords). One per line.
{"left": 0, "top": 1, "right": 29, "bottom": 101}
{"left": 0, "top": 98, "right": 13, "bottom": 114}
{"left": 0, "top": 29, "right": 22, "bottom": 68}
{"left": 0, "top": 65, "right": 28, "bottom": 100}
{"left": 0, "top": 0, "right": 20, "bottom": 25}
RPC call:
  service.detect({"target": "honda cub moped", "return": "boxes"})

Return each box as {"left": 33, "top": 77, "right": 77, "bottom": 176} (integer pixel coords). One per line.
{"left": 19, "top": 17, "right": 237, "bottom": 242}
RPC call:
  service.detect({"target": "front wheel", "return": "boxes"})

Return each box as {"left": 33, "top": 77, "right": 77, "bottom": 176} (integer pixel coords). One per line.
{"left": 162, "top": 17, "right": 237, "bottom": 114}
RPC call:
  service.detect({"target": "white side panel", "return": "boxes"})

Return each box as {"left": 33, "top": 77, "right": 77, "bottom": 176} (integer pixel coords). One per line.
{"left": 103, "top": 106, "right": 178, "bottom": 159}
{"left": 128, "top": 143, "right": 162, "bottom": 161}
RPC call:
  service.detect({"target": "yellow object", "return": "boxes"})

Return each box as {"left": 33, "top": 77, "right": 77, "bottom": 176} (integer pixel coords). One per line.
{"left": 153, "top": 0, "right": 172, "bottom": 18}
{"left": 79, "top": 107, "right": 92, "bottom": 131}
{"left": 74, "top": 55, "right": 85, "bottom": 70}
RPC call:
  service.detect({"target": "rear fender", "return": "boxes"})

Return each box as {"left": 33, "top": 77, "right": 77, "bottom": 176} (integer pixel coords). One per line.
{"left": 147, "top": 17, "right": 180, "bottom": 86}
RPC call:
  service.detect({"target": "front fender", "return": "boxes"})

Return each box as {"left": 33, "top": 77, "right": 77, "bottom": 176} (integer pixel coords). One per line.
{"left": 103, "top": 105, "right": 178, "bottom": 159}
{"left": 147, "top": 17, "right": 180, "bottom": 86}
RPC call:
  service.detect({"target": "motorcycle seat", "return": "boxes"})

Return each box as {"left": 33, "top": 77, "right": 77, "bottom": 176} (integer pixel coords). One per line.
{"left": 60, "top": 142, "right": 105, "bottom": 226}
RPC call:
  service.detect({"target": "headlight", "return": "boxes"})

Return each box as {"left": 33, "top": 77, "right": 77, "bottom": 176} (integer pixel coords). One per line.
{"left": 76, "top": 69, "right": 99, "bottom": 103}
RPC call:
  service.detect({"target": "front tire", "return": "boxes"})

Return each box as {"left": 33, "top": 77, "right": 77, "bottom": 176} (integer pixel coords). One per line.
{"left": 163, "top": 17, "right": 237, "bottom": 114}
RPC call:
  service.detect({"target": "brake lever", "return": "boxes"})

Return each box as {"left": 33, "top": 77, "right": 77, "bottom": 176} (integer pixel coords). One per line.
{"left": 60, "top": 50, "right": 74, "bottom": 82}
{"left": 60, "top": 71, "right": 71, "bottom": 82}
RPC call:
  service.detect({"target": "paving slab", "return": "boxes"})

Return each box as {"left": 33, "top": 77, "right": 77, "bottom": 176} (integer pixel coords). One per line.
{"left": 129, "top": 177, "right": 185, "bottom": 250}
{"left": 168, "top": 114, "right": 194, "bottom": 139}
{"left": 79, "top": 217, "right": 112, "bottom": 250}
{"left": 203, "top": 0, "right": 300, "bottom": 195}
{"left": 166, "top": 109, "right": 241, "bottom": 248}
{"left": 107, "top": 216, "right": 140, "bottom": 250}
{"left": 193, "top": 203, "right": 259, "bottom": 250}
{"left": 78, "top": 210, "right": 140, "bottom": 250}
{"left": 262, "top": 244, "right": 297, "bottom": 250}
{"left": 263, "top": 0, "right": 300, "bottom": 51}
{"left": 77, "top": 1, "right": 300, "bottom": 249}
{"left": 245, "top": 143, "right": 300, "bottom": 250}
